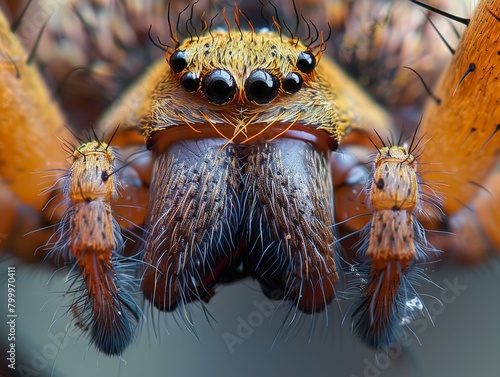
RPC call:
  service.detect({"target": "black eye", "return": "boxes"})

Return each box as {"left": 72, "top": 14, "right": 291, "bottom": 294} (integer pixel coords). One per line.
{"left": 202, "top": 69, "right": 236, "bottom": 104}
{"left": 296, "top": 51, "right": 316, "bottom": 73}
{"left": 180, "top": 72, "right": 199, "bottom": 92}
{"left": 282, "top": 72, "right": 303, "bottom": 93}
{"left": 244, "top": 69, "right": 279, "bottom": 104}
{"left": 170, "top": 50, "right": 188, "bottom": 72}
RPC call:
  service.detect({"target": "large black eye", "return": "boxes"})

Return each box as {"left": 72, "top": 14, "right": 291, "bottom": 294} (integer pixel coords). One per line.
{"left": 282, "top": 72, "right": 303, "bottom": 93}
{"left": 296, "top": 51, "right": 316, "bottom": 73}
{"left": 170, "top": 50, "right": 188, "bottom": 72}
{"left": 180, "top": 72, "right": 199, "bottom": 92}
{"left": 244, "top": 69, "right": 279, "bottom": 104}
{"left": 202, "top": 69, "right": 236, "bottom": 104}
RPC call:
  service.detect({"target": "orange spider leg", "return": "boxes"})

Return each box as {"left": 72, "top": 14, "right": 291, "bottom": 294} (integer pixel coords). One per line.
{"left": 0, "top": 11, "right": 72, "bottom": 259}
{"left": 42, "top": 140, "right": 142, "bottom": 355}
{"left": 428, "top": 169, "right": 500, "bottom": 263}
{"left": 417, "top": 0, "right": 500, "bottom": 218}
{"left": 349, "top": 146, "right": 433, "bottom": 347}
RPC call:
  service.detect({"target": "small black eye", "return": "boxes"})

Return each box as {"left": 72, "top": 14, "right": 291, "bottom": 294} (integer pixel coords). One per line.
{"left": 376, "top": 178, "right": 384, "bottom": 190}
{"left": 202, "top": 69, "right": 236, "bottom": 104}
{"left": 244, "top": 69, "right": 279, "bottom": 104}
{"left": 282, "top": 72, "right": 303, "bottom": 93}
{"left": 170, "top": 50, "right": 188, "bottom": 72}
{"left": 180, "top": 72, "right": 199, "bottom": 92}
{"left": 296, "top": 51, "right": 316, "bottom": 73}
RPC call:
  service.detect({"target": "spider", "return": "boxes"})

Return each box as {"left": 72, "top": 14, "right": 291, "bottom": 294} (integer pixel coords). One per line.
{"left": 0, "top": 0, "right": 499, "bottom": 375}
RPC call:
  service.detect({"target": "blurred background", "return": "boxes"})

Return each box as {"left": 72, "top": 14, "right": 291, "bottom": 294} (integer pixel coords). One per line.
{"left": 1, "top": 259, "right": 500, "bottom": 377}
{"left": 2, "top": 0, "right": 498, "bottom": 376}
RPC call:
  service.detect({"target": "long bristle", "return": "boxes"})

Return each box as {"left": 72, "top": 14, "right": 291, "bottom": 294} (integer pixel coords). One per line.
{"left": 44, "top": 140, "right": 142, "bottom": 355}
{"left": 345, "top": 143, "right": 439, "bottom": 348}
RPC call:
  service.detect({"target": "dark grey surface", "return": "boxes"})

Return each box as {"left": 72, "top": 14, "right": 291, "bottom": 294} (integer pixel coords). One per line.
{"left": 1, "top": 258, "right": 499, "bottom": 377}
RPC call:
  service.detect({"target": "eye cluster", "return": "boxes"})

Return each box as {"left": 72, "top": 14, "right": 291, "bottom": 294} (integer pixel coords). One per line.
{"left": 169, "top": 49, "right": 316, "bottom": 105}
